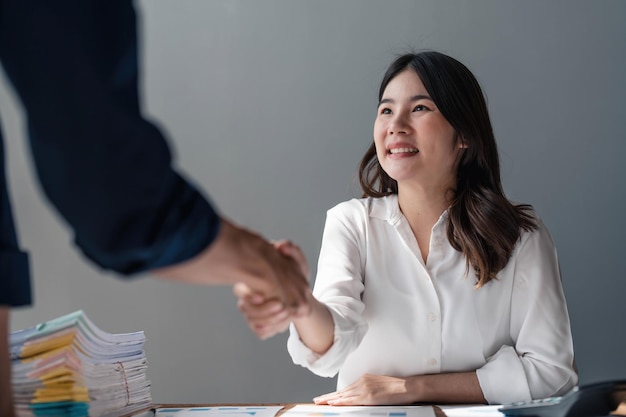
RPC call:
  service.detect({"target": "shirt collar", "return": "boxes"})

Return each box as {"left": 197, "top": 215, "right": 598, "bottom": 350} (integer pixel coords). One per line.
{"left": 369, "top": 194, "right": 450, "bottom": 227}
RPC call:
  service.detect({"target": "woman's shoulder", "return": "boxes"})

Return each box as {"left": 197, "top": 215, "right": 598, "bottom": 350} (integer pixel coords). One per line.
{"left": 511, "top": 203, "right": 554, "bottom": 247}
{"left": 327, "top": 195, "right": 398, "bottom": 219}
{"left": 508, "top": 200, "right": 540, "bottom": 221}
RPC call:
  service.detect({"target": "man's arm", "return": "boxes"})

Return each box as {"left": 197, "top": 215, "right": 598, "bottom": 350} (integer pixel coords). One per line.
{"left": 0, "top": 1, "right": 220, "bottom": 275}
{"left": 155, "top": 218, "right": 310, "bottom": 315}
{"left": 0, "top": 1, "right": 309, "bottom": 309}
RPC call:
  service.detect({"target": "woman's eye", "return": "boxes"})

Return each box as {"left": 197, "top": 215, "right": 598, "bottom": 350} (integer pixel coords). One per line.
{"left": 413, "top": 104, "right": 428, "bottom": 112}
{"left": 380, "top": 108, "right": 392, "bottom": 115}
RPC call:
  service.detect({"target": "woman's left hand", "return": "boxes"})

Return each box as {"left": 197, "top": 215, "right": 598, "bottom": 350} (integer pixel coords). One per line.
{"left": 313, "top": 373, "right": 416, "bottom": 406}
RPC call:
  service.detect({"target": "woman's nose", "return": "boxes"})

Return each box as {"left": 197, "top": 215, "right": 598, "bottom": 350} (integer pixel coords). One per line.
{"left": 388, "top": 113, "right": 409, "bottom": 135}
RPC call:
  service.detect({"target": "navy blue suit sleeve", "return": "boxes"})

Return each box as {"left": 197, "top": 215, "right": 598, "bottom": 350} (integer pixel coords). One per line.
{"left": 0, "top": 0, "right": 221, "bottom": 276}
{"left": 0, "top": 130, "right": 31, "bottom": 306}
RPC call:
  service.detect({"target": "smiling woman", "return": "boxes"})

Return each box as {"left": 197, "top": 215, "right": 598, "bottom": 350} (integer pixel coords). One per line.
{"left": 235, "top": 51, "right": 578, "bottom": 406}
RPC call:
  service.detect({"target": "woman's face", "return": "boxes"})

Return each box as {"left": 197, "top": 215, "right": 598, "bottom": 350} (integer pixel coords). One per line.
{"left": 373, "top": 69, "right": 465, "bottom": 190}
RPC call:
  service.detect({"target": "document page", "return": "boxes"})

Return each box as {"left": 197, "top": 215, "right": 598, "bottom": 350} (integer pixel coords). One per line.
{"left": 282, "top": 404, "right": 436, "bottom": 417}
{"left": 438, "top": 405, "right": 504, "bottom": 417}
{"left": 155, "top": 406, "right": 285, "bottom": 417}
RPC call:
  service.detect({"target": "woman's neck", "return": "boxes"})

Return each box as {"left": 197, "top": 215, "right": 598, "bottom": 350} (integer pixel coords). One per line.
{"left": 397, "top": 183, "right": 453, "bottom": 264}
{"left": 397, "top": 182, "right": 452, "bottom": 223}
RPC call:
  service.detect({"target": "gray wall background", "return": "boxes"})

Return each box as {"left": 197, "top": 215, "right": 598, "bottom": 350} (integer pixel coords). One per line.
{"left": 3, "top": 0, "right": 625, "bottom": 404}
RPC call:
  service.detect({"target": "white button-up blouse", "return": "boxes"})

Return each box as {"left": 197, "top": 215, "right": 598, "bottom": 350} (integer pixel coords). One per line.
{"left": 287, "top": 195, "right": 578, "bottom": 404}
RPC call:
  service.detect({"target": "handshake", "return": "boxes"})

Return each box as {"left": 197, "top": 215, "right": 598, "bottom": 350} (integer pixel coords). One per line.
{"left": 234, "top": 239, "right": 312, "bottom": 340}
{"left": 153, "top": 217, "right": 314, "bottom": 340}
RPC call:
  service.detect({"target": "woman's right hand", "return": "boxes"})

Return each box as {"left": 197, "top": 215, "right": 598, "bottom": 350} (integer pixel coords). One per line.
{"left": 234, "top": 283, "right": 294, "bottom": 340}
{"left": 234, "top": 239, "right": 312, "bottom": 339}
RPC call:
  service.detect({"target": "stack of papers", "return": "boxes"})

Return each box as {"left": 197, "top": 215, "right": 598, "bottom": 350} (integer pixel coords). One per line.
{"left": 9, "top": 310, "right": 152, "bottom": 417}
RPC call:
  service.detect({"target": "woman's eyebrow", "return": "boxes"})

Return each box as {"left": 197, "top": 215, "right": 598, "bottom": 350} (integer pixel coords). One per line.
{"left": 410, "top": 94, "right": 433, "bottom": 102}
{"left": 378, "top": 94, "right": 433, "bottom": 106}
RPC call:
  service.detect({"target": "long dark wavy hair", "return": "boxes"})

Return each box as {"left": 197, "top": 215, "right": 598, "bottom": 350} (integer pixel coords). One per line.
{"left": 359, "top": 51, "right": 537, "bottom": 287}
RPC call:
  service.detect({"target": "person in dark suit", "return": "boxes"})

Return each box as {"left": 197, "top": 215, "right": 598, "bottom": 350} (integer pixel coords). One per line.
{"left": 0, "top": 2, "right": 309, "bottom": 415}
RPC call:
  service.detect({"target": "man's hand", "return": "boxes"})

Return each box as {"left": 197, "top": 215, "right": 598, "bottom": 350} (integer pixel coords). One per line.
{"left": 152, "top": 218, "right": 310, "bottom": 317}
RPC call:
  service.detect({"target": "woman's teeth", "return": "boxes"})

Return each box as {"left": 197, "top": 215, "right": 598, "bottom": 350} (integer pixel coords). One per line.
{"left": 389, "top": 148, "right": 418, "bottom": 154}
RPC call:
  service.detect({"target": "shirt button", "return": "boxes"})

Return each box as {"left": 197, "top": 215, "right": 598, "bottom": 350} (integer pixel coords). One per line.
{"left": 427, "top": 313, "right": 437, "bottom": 322}
{"left": 427, "top": 358, "right": 438, "bottom": 366}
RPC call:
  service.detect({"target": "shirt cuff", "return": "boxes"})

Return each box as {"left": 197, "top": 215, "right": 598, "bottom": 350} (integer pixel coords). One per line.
{"left": 0, "top": 251, "right": 32, "bottom": 306}
{"left": 476, "top": 344, "right": 532, "bottom": 404}
{"left": 287, "top": 308, "right": 368, "bottom": 378}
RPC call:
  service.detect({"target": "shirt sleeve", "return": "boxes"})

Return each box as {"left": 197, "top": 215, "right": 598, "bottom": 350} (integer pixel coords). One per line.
{"left": 0, "top": 147, "right": 31, "bottom": 306}
{"left": 0, "top": 1, "right": 221, "bottom": 275}
{"left": 287, "top": 201, "right": 369, "bottom": 377}
{"left": 476, "top": 219, "right": 578, "bottom": 404}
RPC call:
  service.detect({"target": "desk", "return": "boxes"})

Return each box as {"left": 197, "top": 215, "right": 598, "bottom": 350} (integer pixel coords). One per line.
{"left": 128, "top": 402, "right": 626, "bottom": 417}
{"left": 127, "top": 404, "right": 446, "bottom": 417}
